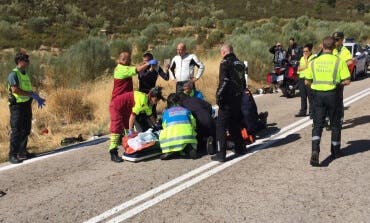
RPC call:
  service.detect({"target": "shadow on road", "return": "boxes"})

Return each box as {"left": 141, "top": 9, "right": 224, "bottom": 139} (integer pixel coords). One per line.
{"left": 33, "top": 137, "right": 109, "bottom": 158}
{"left": 320, "top": 139, "right": 370, "bottom": 167}
{"left": 342, "top": 115, "right": 370, "bottom": 130}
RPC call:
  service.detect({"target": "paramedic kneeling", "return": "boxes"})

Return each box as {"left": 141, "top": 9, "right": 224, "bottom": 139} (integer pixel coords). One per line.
{"left": 159, "top": 93, "right": 198, "bottom": 160}
{"left": 108, "top": 87, "right": 164, "bottom": 162}
{"left": 305, "top": 36, "right": 350, "bottom": 166}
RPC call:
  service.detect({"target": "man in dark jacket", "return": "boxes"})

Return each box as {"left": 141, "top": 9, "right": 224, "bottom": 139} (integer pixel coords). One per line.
{"left": 138, "top": 52, "right": 169, "bottom": 94}
{"left": 212, "top": 43, "right": 246, "bottom": 162}
{"left": 286, "top": 37, "right": 302, "bottom": 62}
{"left": 177, "top": 92, "right": 215, "bottom": 155}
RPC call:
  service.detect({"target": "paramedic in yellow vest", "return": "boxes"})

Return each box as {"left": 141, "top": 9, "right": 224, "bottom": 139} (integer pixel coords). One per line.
{"left": 108, "top": 87, "right": 164, "bottom": 162}
{"left": 295, "top": 43, "right": 315, "bottom": 118}
{"left": 7, "top": 52, "right": 45, "bottom": 164}
{"left": 332, "top": 31, "right": 353, "bottom": 124}
{"left": 159, "top": 93, "right": 197, "bottom": 160}
{"left": 305, "top": 36, "right": 350, "bottom": 166}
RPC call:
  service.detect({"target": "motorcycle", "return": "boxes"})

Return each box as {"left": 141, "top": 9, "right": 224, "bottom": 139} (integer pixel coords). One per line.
{"left": 266, "top": 60, "right": 298, "bottom": 98}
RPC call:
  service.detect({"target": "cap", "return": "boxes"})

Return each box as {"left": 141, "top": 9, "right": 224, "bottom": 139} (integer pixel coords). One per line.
{"left": 149, "top": 86, "right": 165, "bottom": 101}
{"left": 333, "top": 32, "right": 344, "bottom": 40}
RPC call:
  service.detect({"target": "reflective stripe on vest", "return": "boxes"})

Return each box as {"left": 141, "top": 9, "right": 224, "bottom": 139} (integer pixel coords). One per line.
{"left": 311, "top": 57, "right": 340, "bottom": 86}
{"left": 10, "top": 68, "right": 32, "bottom": 103}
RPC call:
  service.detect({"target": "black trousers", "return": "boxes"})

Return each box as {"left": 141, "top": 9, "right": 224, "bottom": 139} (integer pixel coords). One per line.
{"left": 9, "top": 100, "right": 32, "bottom": 157}
{"left": 216, "top": 96, "right": 244, "bottom": 159}
{"left": 298, "top": 78, "right": 313, "bottom": 114}
{"left": 311, "top": 90, "right": 341, "bottom": 153}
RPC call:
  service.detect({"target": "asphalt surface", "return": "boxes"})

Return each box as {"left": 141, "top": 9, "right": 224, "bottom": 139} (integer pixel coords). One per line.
{"left": 1, "top": 73, "right": 370, "bottom": 223}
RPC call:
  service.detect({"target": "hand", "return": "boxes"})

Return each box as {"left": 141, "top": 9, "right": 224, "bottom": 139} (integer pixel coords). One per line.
{"left": 127, "top": 129, "right": 136, "bottom": 137}
{"left": 147, "top": 59, "right": 158, "bottom": 66}
{"left": 31, "top": 92, "right": 46, "bottom": 109}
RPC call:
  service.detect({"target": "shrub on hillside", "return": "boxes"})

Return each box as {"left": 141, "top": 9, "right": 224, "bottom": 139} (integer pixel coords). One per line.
{"left": 109, "top": 39, "right": 132, "bottom": 58}
{"left": 204, "top": 30, "right": 224, "bottom": 48}
{"left": 0, "top": 20, "right": 21, "bottom": 40}
{"left": 53, "top": 37, "right": 114, "bottom": 87}
{"left": 141, "top": 24, "right": 159, "bottom": 40}
{"left": 26, "top": 16, "right": 51, "bottom": 33}
{"left": 47, "top": 88, "right": 94, "bottom": 124}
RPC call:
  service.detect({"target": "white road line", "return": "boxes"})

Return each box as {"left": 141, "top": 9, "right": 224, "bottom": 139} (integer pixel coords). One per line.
{"left": 106, "top": 116, "right": 316, "bottom": 223}
{"left": 83, "top": 161, "right": 218, "bottom": 223}
{"left": 93, "top": 87, "right": 370, "bottom": 223}
{"left": 0, "top": 137, "right": 109, "bottom": 172}
{"left": 85, "top": 112, "right": 311, "bottom": 223}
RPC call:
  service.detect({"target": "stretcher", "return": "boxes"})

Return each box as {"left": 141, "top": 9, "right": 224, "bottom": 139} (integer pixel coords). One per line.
{"left": 121, "top": 132, "right": 162, "bottom": 162}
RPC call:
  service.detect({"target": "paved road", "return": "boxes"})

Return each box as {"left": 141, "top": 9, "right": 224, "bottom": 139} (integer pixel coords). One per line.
{"left": 1, "top": 75, "right": 370, "bottom": 223}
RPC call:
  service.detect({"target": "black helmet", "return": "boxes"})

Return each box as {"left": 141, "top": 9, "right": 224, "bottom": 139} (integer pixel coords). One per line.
{"left": 149, "top": 86, "right": 165, "bottom": 101}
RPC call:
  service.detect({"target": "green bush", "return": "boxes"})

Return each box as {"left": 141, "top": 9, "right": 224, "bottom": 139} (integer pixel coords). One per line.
{"left": 204, "top": 30, "right": 224, "bottom": 48}
{"left": 109, "top": 39, "right": 132, "bottom": 58}
{"left": 172, "top": 17, "right": 184, "bottom": 27}
{"left": 53, "top": 37, "right": 114, "bottom": 87}
{"left": 141, "top": 24, "right": 159, "bottom": 40}
{"left": 135, "top": 36, "right": 149, "bottom": 53}
{"left": 0, "top": 20, "right": 21, "bottom": 40}
{"left": 26, "top": 16, "right": 51, "bottom": 33}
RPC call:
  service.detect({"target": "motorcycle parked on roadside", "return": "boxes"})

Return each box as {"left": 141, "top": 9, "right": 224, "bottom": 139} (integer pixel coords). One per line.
{"left": 266, "top": 60, "right": 299, "bottom": 98}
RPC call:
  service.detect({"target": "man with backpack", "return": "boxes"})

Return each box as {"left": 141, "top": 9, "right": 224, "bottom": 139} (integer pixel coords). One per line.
{"left": 212, "top": 43, "right": 247, "bottom": 162}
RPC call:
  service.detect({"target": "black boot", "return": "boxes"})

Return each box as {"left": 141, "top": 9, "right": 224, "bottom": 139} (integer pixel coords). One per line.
{"left": 110, "top": 148, "right": 123, "bottom": 163}
{"left": 331, "top": 148, "right": 343, "bottom": 159}
{"left": 206, "top": 136, "right": 215, "bottom": 155}
{"left": 310, "top": 151, "right": 319, "bottom": 166}
{"left": 9, "top": 155, "right": 23, "bottom": 164}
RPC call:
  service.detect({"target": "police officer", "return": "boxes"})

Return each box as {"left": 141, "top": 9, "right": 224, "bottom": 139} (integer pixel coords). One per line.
{"left": 7, "top": 52, "right": 46, "bottom": 164}
{"left": 305, "top": 36, "right": 350, "bottom": 166}
{"left": 212, "top": 43, "right": 246, "bottom": 162}
{"left": 332, "top": 31, "right": 353, "bottom": 125}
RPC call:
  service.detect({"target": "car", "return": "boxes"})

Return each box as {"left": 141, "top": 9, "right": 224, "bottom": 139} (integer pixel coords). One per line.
{"left": 343, "top": 41, "right": 368, "bottom": 81}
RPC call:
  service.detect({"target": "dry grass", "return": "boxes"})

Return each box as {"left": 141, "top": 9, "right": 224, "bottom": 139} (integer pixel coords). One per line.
{"left": 0, "top": 56, "right": 264, "bottom": 163}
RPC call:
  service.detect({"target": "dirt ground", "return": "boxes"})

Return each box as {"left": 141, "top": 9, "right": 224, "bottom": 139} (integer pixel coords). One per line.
{"left": 0, "top": 75, "right": 370, "bottom": 223}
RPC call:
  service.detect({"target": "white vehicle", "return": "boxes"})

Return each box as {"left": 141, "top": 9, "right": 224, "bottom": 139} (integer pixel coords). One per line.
{"left": 343, "top": 41, "right": 368, "bottom": 81}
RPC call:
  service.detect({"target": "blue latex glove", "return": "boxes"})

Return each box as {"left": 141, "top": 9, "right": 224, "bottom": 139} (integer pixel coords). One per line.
{"left": 127, "top": 129, "right": 135, "bottom": 137}
{"left": 31, "top": 92, "right": 45, "bottom": 109}
{"left": 148, "top": 59, "right": 158, "bottom": 66}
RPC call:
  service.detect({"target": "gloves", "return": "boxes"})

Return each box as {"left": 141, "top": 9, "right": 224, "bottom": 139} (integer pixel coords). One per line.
{"left": 127, "top": 129, "right": 135, "bottom": 137}
{"left": 31, "top": 92, "right": 45, "bottom": 109}
{"left": 148, "top": 59, "right": 158, "bottom": 66}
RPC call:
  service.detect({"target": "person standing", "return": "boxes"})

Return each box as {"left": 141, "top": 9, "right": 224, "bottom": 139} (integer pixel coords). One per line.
{"left": 138, "top": 52, "right": 169, "bottom": 94}
{"left": 212, "top": 43, "right": 247, "bottom": 162}
{"left": 286, "top": 37, "right": 302, "bottom": 63}
{"left": 332, "top": 31, "right": 353, "bottom": 125}
{"left": 305, "top": 36, "right": 350, "bottom": 166}
{"left": 169, "top": 43, "right": 205, "bottom": 93}
{"left": 109, "top": 51, "right": 156, "bottom": 162}
{"left": 269, "top": 42, "right": 287, "bottom": 68}
{"left": 7, "top": 52, "right": 45, "bottom": 164}
{"left": 138, "top": 52, "right": 169, "bottom": 121}
{"left": 295, "top": 43, "right": 315, "bottom": 118}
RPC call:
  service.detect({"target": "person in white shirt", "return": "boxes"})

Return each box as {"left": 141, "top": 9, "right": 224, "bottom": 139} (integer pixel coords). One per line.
{"left": 169, "top": 43, "right": 205, "bottom": 93}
